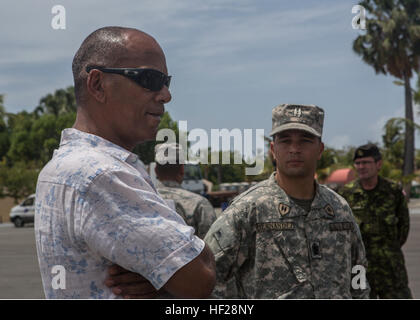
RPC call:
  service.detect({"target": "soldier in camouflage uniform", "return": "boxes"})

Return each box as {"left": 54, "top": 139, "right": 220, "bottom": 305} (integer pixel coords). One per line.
{"left": 204, "top": 104, "right": 370, "bottom": 299}
{"left": 155, "top": 143, "right": 217, "bottom": 239}
{"left": 339, "top": 144, "right": 412, "bottom": 299}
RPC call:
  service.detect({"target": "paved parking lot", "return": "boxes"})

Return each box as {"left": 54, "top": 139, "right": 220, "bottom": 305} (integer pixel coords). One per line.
{"left": 0, "top": 215, "right": 419, "bottom": 299}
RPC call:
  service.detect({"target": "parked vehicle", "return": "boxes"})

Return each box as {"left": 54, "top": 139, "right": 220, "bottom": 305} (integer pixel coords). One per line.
{"left": 9, "top": 194, "right": 35, "bottom": 228}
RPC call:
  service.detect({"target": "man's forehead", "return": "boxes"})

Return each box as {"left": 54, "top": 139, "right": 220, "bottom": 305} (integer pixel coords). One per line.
{"left": 119, "top": 31, "right": 167, "bottom": 70}
{"left": 354, "top": 156, "right": 376, "bottom": 162}
{"left": 275, "top": 129, "right": 317, "bottom": 138}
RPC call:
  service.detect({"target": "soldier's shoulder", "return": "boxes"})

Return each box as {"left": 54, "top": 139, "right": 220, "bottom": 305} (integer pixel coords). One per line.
{"left": 380, "top": 177, "right": 402, "bottom": 191}
{"left": 340, "top": 180, "right": 360, "bottom": 192}
{"left": 319, "top": 184, "right": 350, "bottom": 207}
{"left": 162, "top": 186, "right": 206, "bottom": 203}
{"left": 318, "top": 183, "right": 338, "bottom": 195}
{"left": 230, "top": 178, "right": 276, "bottom": 206}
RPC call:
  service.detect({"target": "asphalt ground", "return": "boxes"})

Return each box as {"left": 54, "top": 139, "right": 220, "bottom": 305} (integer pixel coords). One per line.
{"left": 0, "top": 214, "right": 419, "bottom": 299}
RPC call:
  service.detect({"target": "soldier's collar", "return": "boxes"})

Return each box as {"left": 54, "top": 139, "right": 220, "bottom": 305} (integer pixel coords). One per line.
{"left": 269, "top": 172, "right": 328, "bottom": 210}
{"left": 358, "top": 176, "right": 381, "bottom": 192}
{"left": 158, "top": 180, "right": 182, "bottom": 189}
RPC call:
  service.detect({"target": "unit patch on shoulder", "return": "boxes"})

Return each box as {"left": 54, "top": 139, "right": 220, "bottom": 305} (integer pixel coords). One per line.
{"left": 278, "top": 203, "right": 290, "bottom": 216}
{"left": 324, "top": 204, "right": 334, "bottom": 217}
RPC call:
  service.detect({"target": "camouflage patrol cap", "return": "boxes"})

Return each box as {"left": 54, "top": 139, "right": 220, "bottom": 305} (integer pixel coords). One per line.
{"left": 270, "top": 104, "right": 324, "bottom": 138}
{"left": 155, "top": 142, "right": 185, "bottom": 165}
{"left": 353, "top": 143, "right": 382, "bottom": 161}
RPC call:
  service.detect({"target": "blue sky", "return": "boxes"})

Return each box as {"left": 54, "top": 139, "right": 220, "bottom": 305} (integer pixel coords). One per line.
{"left": 1, "top": 0, "right": 419, "bottom": 155}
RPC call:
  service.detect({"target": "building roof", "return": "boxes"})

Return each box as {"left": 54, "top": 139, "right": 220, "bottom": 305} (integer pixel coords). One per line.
{"left": 325, "top": 168, "right": 356, "bottom": 185}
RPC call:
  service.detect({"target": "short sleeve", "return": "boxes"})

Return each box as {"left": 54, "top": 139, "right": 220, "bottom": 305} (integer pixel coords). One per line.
{"left": 80, "top": 169, "right": 205, "bottom": 289}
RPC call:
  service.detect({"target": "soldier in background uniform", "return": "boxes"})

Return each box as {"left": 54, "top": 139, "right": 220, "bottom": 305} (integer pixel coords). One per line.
{"left": 155, "top": 143, "right": 217, "bottom": 239}
{"left": 339, "top": 144, "right": 412, "bottom": 299}
{"left": 204, "top": 104, "right": 370, "bottom": 299}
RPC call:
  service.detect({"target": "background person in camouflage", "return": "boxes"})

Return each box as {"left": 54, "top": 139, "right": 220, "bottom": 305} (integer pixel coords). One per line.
{"left": 155, "top": 143, "right": 217, "bottom": 239}
{"left": 339, "top": 144, "right": 412, "bottom": 299}
{"left": 204, "top": 104, "right": 369, "bottom": 299}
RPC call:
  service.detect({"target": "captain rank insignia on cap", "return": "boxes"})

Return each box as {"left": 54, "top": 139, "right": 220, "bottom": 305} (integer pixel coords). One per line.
{"left": 324, "top": 204, "right": 334, "bottom": 217}
{"left": 278, "top": 203, "right": 290, "bottom": 216}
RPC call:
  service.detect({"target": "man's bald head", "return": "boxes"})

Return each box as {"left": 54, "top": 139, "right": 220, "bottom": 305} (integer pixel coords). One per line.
{"left": 72, "top": 26, "right": 164, "bottom": 106}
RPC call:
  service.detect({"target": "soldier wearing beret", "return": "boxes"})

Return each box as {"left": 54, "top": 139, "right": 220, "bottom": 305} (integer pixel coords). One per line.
{"left": 154, "top": 143, "right": 217, "bottom": 239}
{"left": 204, "top": 104, "right": 370, "bottom": 298}
{"left": 339, "top": 144, "right": 412, "bottom": 299}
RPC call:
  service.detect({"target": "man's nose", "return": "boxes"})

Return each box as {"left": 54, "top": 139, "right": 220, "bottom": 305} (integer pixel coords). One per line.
{"left": 289, "top": 141, "right": 301, "bottom": 153}
{"left": 156, "top": 86, "right": 171, "bottom": 104}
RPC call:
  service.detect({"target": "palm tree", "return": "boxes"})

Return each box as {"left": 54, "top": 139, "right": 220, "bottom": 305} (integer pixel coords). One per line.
{"left": 353, "top": 0, "right": 420, "bottom": 197}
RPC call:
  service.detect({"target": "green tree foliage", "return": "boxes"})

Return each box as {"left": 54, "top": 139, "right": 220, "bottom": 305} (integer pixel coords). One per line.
{"left": 200, "top": 150, "right": 247, "bottom": 186}
{"left": 6, "top": 111, "right": 75, "bottom": 166}
{"left": 382, "top": 118, "right": 405, "bottom": 170}
{"left": 0, "top": 160, "right": 39, "bottom": 203}
{"left": 35, "top": 86, "right": 76, "bottom": 117}
{"left": 316, "top": 147, "right": 339, "bottom": 182}
{"left": 353, "top": 0, "right": 420, "bottom": 195}
{"left": 0, "top": 88, "right": 76, "bottom": 202}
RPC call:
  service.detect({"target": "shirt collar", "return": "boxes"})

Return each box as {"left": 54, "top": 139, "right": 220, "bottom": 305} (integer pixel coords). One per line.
{"left": 60, "top": 128, "right": 138, "bottom": 163}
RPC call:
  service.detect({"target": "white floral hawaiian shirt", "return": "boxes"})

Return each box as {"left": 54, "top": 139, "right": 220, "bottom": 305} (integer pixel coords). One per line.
{"left": 35, "top": 128, "right": 204, "bottom": 299}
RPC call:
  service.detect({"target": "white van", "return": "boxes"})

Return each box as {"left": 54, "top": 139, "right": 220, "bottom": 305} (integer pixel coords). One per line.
{"left": 9, "top": 194, "right": 35, "bottom": 228}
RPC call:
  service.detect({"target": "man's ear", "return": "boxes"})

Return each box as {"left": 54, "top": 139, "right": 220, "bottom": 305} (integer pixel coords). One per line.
{"left": 318, "top": 141, "right": 324, "bottom": 160}
{"left": 86, "top": 70, "right": 106, "bottom": 103}
{"left": 376, "top": 159, "right": 383, "bottom": 171}
{"left": 270, "top": 140, "right": 276, "bottom": 162}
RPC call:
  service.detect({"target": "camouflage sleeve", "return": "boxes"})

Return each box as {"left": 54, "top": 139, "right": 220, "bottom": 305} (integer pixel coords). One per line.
{"left": 194, "top": 199, "right": 217, "bottom": 239}
{"left": 396, "top": 188, "right": 410, "bottom": 247}
{"left": 348, "top": 206, "right": 370, "bottom": 299}
{"left": 203, "top": 206, "right": 249, "bottom": 298}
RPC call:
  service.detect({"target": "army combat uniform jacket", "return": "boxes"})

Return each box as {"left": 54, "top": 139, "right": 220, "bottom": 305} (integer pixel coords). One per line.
{"left": 339, "top": 177, "right": 412, "bottom": 298}
{"left": 204, "top": 173, "right": 370, "bottom": 299}
{"left": 156, "top": 180, "right": 217, "bottom": 239}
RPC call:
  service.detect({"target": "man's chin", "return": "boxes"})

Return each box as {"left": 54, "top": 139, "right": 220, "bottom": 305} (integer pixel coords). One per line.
{"left": 137, "top": 128, "right": 159, "bottom": 143}
{"left": 282, "top": 168, "right": 310, "bottom": 178}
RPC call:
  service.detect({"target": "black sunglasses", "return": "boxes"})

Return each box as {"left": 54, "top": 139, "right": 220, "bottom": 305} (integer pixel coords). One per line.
{"left": 85, "top": 66, "right": 171, "bottom": 92}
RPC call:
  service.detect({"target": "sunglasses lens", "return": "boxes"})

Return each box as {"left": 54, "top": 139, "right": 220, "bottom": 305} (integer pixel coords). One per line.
{"left": 137, "top": 70, "right": 169, "bottom": 91}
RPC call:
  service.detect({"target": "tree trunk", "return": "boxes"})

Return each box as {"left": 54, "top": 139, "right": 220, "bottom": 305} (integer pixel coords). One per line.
{"left": 403, "top": 72, "right": 414, "bottom": 201}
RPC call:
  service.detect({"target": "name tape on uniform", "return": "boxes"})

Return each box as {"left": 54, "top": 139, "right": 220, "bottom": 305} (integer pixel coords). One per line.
{"left": 256, "top": 222, "right": 295, "bottom": 232}
{"left": 329, "top": 222, "right": 354, "bottom": 232}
